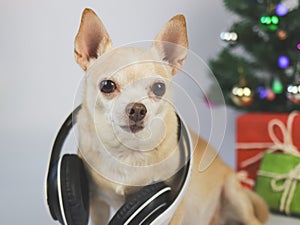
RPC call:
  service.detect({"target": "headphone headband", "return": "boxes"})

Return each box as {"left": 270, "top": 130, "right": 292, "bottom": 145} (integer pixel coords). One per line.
{"left": 47, "top": 105, "right": 81, "bottom": 172}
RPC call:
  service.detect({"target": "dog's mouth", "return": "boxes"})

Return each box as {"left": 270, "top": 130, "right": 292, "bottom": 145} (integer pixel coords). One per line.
{"left": 120, "top": 123, "right": 144, "bottom": 133}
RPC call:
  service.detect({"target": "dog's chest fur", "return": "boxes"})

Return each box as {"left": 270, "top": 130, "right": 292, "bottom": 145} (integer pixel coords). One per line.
{"left": 77, "top": 106, "right": 180, "bottom": 209}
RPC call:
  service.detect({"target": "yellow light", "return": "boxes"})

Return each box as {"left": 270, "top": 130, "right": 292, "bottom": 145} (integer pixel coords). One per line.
{"left": 237, "top": 88, "right": 244, "bottom": 96}
{"left": 243, "top": 87, "right": 251, "bottom": 96}
{"left": 232, "top": 87, "right": 238, "bottom": 95}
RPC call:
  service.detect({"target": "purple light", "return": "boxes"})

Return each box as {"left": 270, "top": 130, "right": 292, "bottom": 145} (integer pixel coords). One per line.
{"left": 275, "top": 3, "right": 288, "bottom": 16}
{"left": 297, "top": 43, "right": 300, "bottom": 50}
{"left": 278, "top": 55, "right": 290, "bottom": 69}
{"left": 257, "top": 86, "right": 267, "bottom": 99}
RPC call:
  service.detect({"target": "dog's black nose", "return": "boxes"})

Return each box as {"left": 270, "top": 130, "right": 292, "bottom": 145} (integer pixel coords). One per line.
{"left": 126, "top": 102, "right": 147, "bottom": 122}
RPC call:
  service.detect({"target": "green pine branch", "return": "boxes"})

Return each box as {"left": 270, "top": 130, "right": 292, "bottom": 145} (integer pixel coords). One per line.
{"left": 208, "top": 0, "right": 300, "bottom": 112}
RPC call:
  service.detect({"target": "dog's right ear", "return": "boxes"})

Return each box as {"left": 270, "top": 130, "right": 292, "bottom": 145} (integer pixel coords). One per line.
{"left": 153, "top": 15, "right": 188, "bottom": 75}
{"left": 74, "top": 8, "right": 112, "bottom": 71}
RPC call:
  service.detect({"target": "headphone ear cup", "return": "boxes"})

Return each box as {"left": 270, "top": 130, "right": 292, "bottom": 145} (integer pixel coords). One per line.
{"left": 46, "top": 161, "right": 63, "bottom": 223}
{"left": 60, "top": 154, "right": 89, "bottom": 225}
{"left": 109, "top": 182, "right": 171, "bottom": 225}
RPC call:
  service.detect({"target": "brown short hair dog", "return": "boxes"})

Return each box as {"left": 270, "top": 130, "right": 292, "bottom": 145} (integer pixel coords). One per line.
{"left": 74, "top": 8, "right": 269, "bottom": 225}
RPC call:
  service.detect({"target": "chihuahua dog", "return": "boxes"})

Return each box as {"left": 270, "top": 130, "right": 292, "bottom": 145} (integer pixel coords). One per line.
{"left": 74, "top": 8, "right": 269, "bottom": 225}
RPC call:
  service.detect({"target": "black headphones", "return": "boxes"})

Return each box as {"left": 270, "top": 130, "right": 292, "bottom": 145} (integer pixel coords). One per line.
{"left": 46, "top": 105, "right": 191, "bottom": 225}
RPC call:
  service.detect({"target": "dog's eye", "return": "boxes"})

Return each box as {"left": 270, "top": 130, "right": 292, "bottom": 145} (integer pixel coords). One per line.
{"left": 151, "top": 82, "right": 166, "bottom": 97}
{"left": 99, "top": 80, "right": 117, "bottom": 94}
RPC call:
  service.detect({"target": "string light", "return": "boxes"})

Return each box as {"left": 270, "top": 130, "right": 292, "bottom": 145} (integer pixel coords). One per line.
{"left": 287, "top": 82, "right": 300, "bottom": 104}
{"left": 220, "top": 32, "right": 238, "bottom": 42}
{"left": 257, "top": 86, "right": 268, "bottom": 99}
{"left": 272, "top": 78, "right": 283, "bottom": 94}
{"left": 266, "top": 88, "right": 276, "bottom": 100}
{"left": 260, "top": 15, "right": 279, "bottom": 31}
{"left": 260, "top": 15, "right": 279, "bottom": 25}
{"left": 278, "top": 55, "right": 290, "bottom": 69}
{"left": 277, "top": 29, "right": 288, "bottom": 40}
{"left": 275, "top": 3, "right": 288, "bottom": 16}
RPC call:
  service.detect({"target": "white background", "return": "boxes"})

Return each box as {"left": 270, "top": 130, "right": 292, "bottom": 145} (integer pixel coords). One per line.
{"left": 0, "top": 0, "right": 298, "bottom": 224}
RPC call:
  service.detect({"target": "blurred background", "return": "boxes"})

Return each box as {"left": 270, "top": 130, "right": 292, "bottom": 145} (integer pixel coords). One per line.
{"left": 0, "top": 0, "right": 298, "bottom": 224}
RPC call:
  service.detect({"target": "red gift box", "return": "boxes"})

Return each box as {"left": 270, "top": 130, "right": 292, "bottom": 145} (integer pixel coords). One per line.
{"left": 236, "top": 112, "right": 300, "bottom": 189}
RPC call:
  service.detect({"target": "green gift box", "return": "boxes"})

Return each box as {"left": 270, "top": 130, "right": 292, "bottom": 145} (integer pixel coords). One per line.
{"left": 255, "top": 152, "right": 300, "bottom": 217}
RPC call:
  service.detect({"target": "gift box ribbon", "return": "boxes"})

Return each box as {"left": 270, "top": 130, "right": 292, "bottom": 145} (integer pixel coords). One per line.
{"left": 237, "top": 111, "right": 300, "bottom": 168}
{"left": 257, "top": 163, "right": 300, "bottom": 214}
{"left": 237, "top": 170, "right": 255, "bottom": 188}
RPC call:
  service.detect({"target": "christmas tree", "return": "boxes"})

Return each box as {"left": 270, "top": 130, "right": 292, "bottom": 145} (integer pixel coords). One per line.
{"left": 208, "top": 0, "right": 300, "bottom": 112}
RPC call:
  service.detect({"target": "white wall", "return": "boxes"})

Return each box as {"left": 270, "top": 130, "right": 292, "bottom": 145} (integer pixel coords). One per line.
{"left": 0, "top": 0, "right": 239, "bottom": 224}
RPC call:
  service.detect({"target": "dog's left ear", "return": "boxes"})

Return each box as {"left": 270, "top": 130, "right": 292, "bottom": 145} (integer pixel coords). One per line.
{"left": 153, "top": 15, "right": 188, "bottom": 75}
{"left": 74, "top": 8, "right": 112, "bottom": 71}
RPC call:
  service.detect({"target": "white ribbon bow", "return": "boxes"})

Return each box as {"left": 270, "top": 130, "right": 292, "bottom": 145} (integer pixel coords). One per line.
{"left": 258, "top": 163, "right": 300, "bottom": 214}
{"left": 237, "top": 112, "right": 300, "bottom": 168}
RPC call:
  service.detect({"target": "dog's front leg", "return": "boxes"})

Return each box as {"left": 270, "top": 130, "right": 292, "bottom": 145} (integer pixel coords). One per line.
{"left": 90, "top": 196, "right": 110, "bottom": 225}
{"left": 221, "top": 174, "right": 268, "bottom": 225}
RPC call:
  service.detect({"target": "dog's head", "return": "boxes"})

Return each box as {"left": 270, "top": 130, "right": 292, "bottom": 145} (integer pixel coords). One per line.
{"left": 75, "top": 9, "right": 188, "bottom": 152}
